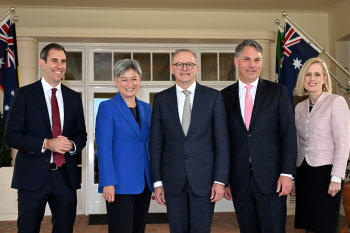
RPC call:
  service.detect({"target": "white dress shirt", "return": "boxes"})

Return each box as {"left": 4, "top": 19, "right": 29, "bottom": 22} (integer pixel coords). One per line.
{"left": 176, "top": 81, "right": 196, "bottom": 123}
{"left": 238, "top": 78, "right": 293, "bottom": 180}
{"left": 238, "top": 78, "right": 258, "bottom": 123}
{"left": 154, "top": 81, "right": 224, "bottom": 188}
{"left": 41, "top": 78, "right": 76, "bottom": 162}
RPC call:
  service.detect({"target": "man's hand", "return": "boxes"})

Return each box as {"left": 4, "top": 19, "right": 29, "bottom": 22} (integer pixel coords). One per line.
{"left": 290, "top": 183, "right": 296, "bottom": 197}
{"left": 103, "top": 185, "right": 115, "bottom": 203}
{"left": 328, "top": 181, "right": 341, "bottom": 197}
{"left": 154, "top": 186, "right": 166, "bottom": 206}
{"left": 210, "top": 183, "right": 225, "bottom": 202}
{"left": 224, "top": 185, "right": 232, "bottom": 201}
{"left": 47, "top": 136, "right": 73, "bottom": 154}
{"left": 276, "top": 176, "right": 293, "bottom": 197}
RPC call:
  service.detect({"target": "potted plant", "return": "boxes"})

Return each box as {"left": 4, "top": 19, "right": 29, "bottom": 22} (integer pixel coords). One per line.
{"left": 0, "top": 112, "right": 11, "bottom": 167}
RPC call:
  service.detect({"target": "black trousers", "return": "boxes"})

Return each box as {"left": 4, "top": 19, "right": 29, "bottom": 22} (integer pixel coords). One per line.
{"left": 165, "top": 178, "right": 215, "bottom": 233}
{"left": 17, "top": 164, "right": 77, "bottom": 233}
{"left": 295, "top": 160, "right": 343, "bottom": 233}
{"left": 106, "top": 181, "right": 151, "bottom": 233}
{"left": 231, "top": 171, "right": 287, "bottom": 233}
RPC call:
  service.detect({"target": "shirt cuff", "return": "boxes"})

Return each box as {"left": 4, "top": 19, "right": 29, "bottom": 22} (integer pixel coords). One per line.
{"left": 69, "top": 140, "right": 77, "bottom": 155}
{"left": 153, "top": 181, "right": 163, "bottom": 188}
{"left": 214, "top": 181, "right": 225, "bottom": 186}
{"left": 41, "top": 139, "right": 46, "bottom": 153}
{"left": 331, "top": 175, "right": 342, "bottom": 183}
{"left": 280, "top": 173, "right": 294, "bottom": 180}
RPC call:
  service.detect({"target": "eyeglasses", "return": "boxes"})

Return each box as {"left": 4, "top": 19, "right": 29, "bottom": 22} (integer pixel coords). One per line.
{"left": 172, "top": 62, "right": 197, "bottom": 70}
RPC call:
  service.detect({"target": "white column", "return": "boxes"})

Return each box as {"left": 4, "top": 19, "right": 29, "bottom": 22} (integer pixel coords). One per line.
{"left": 16, "top": 37, "right": 39, "bottom": 87}
{"left": 10, "top": 37, "right": 38, "bottom": 165}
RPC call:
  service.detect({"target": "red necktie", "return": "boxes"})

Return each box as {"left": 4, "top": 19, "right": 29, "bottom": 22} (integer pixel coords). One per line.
{"left": 244, "top": 85, "right": 253, "bottom": 130}
{"left": 51, "top": 88, "right": 65, "bottom": 167}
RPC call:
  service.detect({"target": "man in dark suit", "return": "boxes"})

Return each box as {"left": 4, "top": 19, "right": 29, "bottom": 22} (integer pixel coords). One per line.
{"left": 5, "top": 43, "right": 87, "bottom": 233}
{"left": 150, "top": 49, "right": 230, "bottom": 233}
{"left": 221, "top": 40, "right": 297, "bottom": 233}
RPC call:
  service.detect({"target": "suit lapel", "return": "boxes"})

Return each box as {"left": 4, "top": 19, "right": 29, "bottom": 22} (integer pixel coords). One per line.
{"left": 167, "top": 85, "right": 184, "bottom": 136}
{"left": 232, "top": 82, "right": 247, "bottom": 132}
{"left": 309, "top": 92, "right": 329, "bottom": 117}
{"left": 61, "top": 85, "right": 70, "bottom": 136}
{"left": 33, "top": 80, "right": 51, "bottom": 133}
{"left": 249, "top": 78, "right": 266, "bottom": 129}
{"left": 114, "top": 92, "right": 143, "bottom": 141}
{"left": 187, "top": 82, "right": 203, "bottom": 136}
{"left": 136, "top": 98, "right": 149, "bottom": 141}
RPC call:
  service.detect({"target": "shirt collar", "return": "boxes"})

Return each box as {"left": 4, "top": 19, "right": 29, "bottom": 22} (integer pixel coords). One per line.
{"left": 238, "top": 77, "right": 259, "bottom": 90}
{"left": 41, "top": 77, "right": 62, "bottom": 93}
{"left": 176, "top": 81, "right": 196, "bottom": 95}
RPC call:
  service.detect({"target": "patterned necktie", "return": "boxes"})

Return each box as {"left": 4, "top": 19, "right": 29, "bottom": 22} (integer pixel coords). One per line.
{"left": 51, "top": 88, "right": 65, "bottom": 167}
{"left": 182, "top": 90, "right": 191, "bottom": 136}
{"left": 244, "top": 85, "right": 253, "bottom": 130}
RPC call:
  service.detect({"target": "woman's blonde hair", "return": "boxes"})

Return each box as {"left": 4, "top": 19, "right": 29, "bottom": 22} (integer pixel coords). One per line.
{"left": 293, "top": 57, "right": 332, "bottom": 96}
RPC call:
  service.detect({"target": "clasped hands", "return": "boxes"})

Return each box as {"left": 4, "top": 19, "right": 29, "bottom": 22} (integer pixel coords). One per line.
{"left": 47, "top": 135, "right": 73, "bottom": 154}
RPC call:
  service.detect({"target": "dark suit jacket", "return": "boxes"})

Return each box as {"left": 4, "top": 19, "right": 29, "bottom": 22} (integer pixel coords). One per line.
{"left": 221, "top": 78, "right": 297, "bottom": 195}
{"left": 5, "top": 80, "right": 87, "bottom": 191}
{"left": 150, "top": 82, "right": 230, "bottom": 196}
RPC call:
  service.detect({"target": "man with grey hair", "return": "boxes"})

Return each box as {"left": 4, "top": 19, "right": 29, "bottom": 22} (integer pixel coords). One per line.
{"left": 221, "top": 40, "right": 297, "bottom": 233}
{"left": 151, "top": 49, "right": 230, "bottom": 232}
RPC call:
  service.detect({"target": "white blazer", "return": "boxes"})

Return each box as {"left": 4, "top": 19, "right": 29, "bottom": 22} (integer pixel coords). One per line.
{"left": 295, "top": 92, "right": 350, "bottom": 179}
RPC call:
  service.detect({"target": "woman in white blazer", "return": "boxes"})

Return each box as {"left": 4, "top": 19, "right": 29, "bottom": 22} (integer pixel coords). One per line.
{"left": 293, "top": 58, "right": 350, "bottom": 233}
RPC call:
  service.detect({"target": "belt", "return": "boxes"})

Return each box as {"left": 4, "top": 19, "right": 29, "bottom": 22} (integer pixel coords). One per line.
{"left": 49, "top": 163, "right": 65, "bottom": 170}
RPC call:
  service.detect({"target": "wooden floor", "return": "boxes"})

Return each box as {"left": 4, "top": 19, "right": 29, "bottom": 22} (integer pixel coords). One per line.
{"left": 0, "top": 213, "right": 347, "bottom": 233}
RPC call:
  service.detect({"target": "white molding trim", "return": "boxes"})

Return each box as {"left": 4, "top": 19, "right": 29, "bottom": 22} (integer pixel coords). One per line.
{"left": 18, "top": 27, "right": 276, "bottom": 41}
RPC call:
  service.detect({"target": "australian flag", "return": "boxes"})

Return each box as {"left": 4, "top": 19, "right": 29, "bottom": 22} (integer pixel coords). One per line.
{"left": 0, "top": 15, "right": 19, "bottom": 124}
{"left": 280, "top": 19, "right": 321, "bottom": 107}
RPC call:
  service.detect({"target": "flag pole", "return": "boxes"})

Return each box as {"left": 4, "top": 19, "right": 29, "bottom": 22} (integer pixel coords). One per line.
{"left": 275, "top": 19, "right": 284, "bottom": 31}
{"left": 0, "top": 7, "right": 15, "bottom": 22}
{"left": 328, "top": 70, "right": 348, "bottom": 90}
{"left": 282, "top": 11, "right": 350, "bottom": 80}
{"left": 11, "top": 16, "right": 18, "bottom": 24}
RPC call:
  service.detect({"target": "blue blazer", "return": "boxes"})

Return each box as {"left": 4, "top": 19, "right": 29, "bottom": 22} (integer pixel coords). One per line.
{"left": 96, "top": 92, "right": 153, "bottom": 194}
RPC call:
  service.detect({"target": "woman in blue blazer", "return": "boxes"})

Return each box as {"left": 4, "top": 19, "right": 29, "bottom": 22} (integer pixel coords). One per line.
{"left": 95, "top": 59, "right": 154, "bottom": 233}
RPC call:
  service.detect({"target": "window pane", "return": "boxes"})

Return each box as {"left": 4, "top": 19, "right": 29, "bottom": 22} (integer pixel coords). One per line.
{"left": 171, "top": 52, "right": 176, "bottom": 81}
{"left": 65, "top": 52, "right": 82, "bottom": 81}
{"left": 219, "top": 53, "right": 236, "bottom": 81}
{"left": 201, "top": 53, "right": 217, "bottom": 81}
{"left": 134, "top": 53, "right": 151, "bottom": 81}
{"left": 149, "top": 92, "right": 157, "bottom": 108}
{"left": 94, "top": 52, "right": 112, "bottom": 81}
{"left": 93, "top": 93, "right": 117, "bottom": 184}
{"left": 113, "top": 52, "right": 131, "bottom": 76}
{"left": 153, "top": 53, "right": 170, "bottom": 81}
